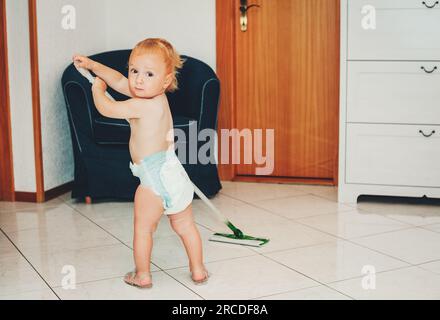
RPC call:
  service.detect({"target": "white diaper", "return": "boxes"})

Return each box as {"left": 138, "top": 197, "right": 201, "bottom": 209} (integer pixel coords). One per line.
{"left": 129, "top": 149, "right": 194, "bottom": 214}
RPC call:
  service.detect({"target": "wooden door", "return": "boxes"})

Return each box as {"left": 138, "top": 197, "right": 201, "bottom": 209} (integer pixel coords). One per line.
{"left": 234, "top": 0, "right": 340, "bottom": 183}
{"left": 0, "top": 0, "right": 14, "bottom": 201}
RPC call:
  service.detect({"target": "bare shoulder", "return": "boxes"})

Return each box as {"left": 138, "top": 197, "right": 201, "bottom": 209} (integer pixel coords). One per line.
{"left": 128, "top": 95, "right": 166, "bottom": 118}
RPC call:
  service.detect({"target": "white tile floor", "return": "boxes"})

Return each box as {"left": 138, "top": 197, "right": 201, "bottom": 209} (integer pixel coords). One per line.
{"left": 1, "top": 181, "right": 440, "bottom": 300}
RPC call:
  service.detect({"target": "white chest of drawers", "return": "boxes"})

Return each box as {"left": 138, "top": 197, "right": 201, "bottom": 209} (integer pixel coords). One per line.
{"left": 338, "top": 0, "right": 440, "bottom": 203}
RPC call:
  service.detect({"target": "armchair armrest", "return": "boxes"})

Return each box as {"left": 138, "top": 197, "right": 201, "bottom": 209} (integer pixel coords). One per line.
{"left": 198, "top": 78, "right": 220, "bottom": 132}
{"left": 62, "top": 79, "right": 97, "bottom": 151}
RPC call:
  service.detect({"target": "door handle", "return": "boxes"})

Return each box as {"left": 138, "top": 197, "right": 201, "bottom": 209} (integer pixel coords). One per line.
{"left": 422, "top": 1, "right": 439, "bottom": 8}
{"left": 421, "top": 66, "right": 438, "bottom": 73}
{"left": 240, "top": 0, "right": 261, "bottom": 32}
{"left": 419, "top": 129, "right": 436, "bottom": 137}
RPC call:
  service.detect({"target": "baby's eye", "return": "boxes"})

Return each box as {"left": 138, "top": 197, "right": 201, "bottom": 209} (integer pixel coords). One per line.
{"left": 146, "top": 72, "right": 154, "bottom": 77}
{"left": 130, "top": 69, "right": 138, "bottom": 74}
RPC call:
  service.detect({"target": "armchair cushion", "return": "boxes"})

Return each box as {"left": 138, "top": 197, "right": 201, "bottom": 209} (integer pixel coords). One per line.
{"left": 93, "top": 117, "right": 130, "bottom": 144}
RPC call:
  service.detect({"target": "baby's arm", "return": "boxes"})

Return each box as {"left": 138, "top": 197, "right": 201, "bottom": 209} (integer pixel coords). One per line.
{"left": 73, "top": 55, "right": 132, "bottom": 97}
{"left": 92, "top": 77, "right": 152, "bottom": 119}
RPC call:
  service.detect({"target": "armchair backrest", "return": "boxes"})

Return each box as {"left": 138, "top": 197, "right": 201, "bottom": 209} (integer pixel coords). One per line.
{"left": 62, "top": 50, "right": 220, "bottom": 133}
{"left": 165, "top": 55, "right": 220, "bottom": 130}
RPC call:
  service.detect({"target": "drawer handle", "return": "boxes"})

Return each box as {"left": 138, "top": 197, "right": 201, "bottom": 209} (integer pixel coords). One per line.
{"left": 421, "top": 66, "right": 438, "bottom": 73}
{"left": 419, "top": 130, "right": 436, "bottom": 137}
{"left": 422, "top": 1, "right": 439, "bottom": 8}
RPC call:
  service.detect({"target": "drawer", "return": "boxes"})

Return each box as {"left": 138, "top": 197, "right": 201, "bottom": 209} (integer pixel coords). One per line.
{"left": 346, "top": 123, "right": 440, "bottom": 187}
{"left": 348, "top": 0, "right": 440, "bottom": 60}
{"left": 347, "top": 61, "right": 440, "bottom": 124}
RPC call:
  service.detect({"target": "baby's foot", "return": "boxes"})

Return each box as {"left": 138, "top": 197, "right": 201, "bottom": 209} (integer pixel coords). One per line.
{"left": 190, "top": 267, "right": 209, "bottom": 285}
{"left": 123, "top": 270, "right": 153, "bottom": 289}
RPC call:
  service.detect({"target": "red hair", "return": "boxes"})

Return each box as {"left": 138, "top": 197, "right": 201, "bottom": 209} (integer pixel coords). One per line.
{"left": 129, "top": 38, "right": 184, "bottom": 92}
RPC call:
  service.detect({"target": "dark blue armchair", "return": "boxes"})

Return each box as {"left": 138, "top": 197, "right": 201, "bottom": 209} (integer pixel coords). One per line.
{"left": 61, "top": 50, "right": 222, "bottom": 201}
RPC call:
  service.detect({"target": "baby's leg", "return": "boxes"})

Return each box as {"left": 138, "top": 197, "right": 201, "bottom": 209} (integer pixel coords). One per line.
{"left": 168, "top": 204, "right": 207, "bottom": 280}
{"left": 131, "top": 185, "right": 163, "bottom": 281}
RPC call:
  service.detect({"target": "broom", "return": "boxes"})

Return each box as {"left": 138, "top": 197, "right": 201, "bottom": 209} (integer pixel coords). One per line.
{"left": 74, "top": 66, "right": 270, "bottom": 247}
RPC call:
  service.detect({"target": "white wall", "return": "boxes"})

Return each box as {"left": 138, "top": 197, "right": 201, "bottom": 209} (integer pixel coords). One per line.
{"left": 6, "top": 0, "right": 36, "bottom": 192}
{"left": 36, "top": 0, "right": 108, "bottom": 190}
{"left": 104, "top": 0, "right": 216, "bottom": 70}
{"left": 7, "top": 0, "right": 216, "bottom": 193}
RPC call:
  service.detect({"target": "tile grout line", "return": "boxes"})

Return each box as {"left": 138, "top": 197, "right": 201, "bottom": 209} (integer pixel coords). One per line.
{"left": 264, "top": 222, "right": 440, "bottom": 279}
{"left": 261, "top": 253, "right": 432, "bottom": 300}
{"left": 355, "top": 209, "right": 440, "bottom": 227}
{"left": 159, "top": 269, "right": 206, "bottom": 300}
{"left": 251, "top": 285, "right": 355, "bottom": 301}
{"left": 0, "top": 202, "right": 64, "bottom": 215}
{"left": 259, "top": 253, "right": 355, "bottom": 300}
{"left": 185, "top": 205, "right": 354, "bottom": 300}
{"left": 343, "top": 227, "right": 440, "bottom": 266}
{"left": 60, "top": 193, "right": 440, "bottom": 297}
{"left": 0, "top": 227, "right": 61, "bottom": 300}
{"left": 415, "top": 225, "right": 440, "bottom": 233}
{"left": 56, "top": 195, "right": 440, "bottom": 299}
{"left": 221, "top": 191, "right": 359, "bottom": 224}
{"left": 325, "top": 265, "right": 418, "bottom": 285}
{"left": 249, "top": 239, "right": 340, "bottom": 256}
{"left": 216, "top": 193, "right": 372, "bottom": 246}
{"left": 51, "top": 270, "right": 206, "bottom": 301}
{"left": 419, "top": 225, "right": 440, "bottom": 233}
{"left": 63, "top": 197, "right": 260, "bottom": 287}
{"left": 220, "top": 192, "right": 435, "bottom": 264}
{"left": 413, "top": 257, "right": 440, "bottom": 267}
{"left": 49, "top": 252, "right": 440, "bottom": 299}
{"left": 412, "top": 263, "right": 440, "bottom": 277}
{"left": 62, "top": 199, "right": 163, "bottom": 271}
{"left": 60, "top": 197, "right": 215, "bottom": 299}
{"left": 51, "top": 270, "right": 162, "bottom": 289}
{"left": 163, "top": 252, "right": 354, "bottom": 300}
{"left": 197, "top": 193, "right": 425, "bottom": 261}
{"left": 243, "top": 227, "right": 425, "bottom": 298}
{"left": 50, "top": 197, "right": 208, "bottom": 298}
{"left": 159, "top": 252, "right": 264, "bottom": 272}
{"left": 343, "top": 237, "right": 423, "bottom": 267}
{"left": 64, "top": 192, "right": 348, "bottom": 241}
{"left": 190, "top": 221, "right": 339, "bottom": 258}
{"left": 347, "top": 225, "right": 420, "bottom": 241}
{"left": 289, "top": 215, "right": 415, "bottom": 244}
{"left": 62, "top": 195, "right": 435, "bottom": 274}
{"left": 220, "top": 190, "right": 314, "bottom": 204}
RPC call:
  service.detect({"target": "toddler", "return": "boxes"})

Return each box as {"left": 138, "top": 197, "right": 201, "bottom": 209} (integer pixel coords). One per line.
{"left": 73, "top": 38, "right": 209, "bottom": 288}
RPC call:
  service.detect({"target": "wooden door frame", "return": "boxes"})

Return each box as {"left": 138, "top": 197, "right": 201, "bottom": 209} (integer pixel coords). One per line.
{"left": 216, "top": 0, "right": 339, "bottom": 185}
{"left": 216, "top": 0, "right": 237, "bottom": 181}
{"left": 28, "top": 0, "right": 45, "bottom": 202}
{"left": 0, "top": 0, "right": 15, "bottom": 201}
{"left": 0, "top": 0, "right": 45, "bottom": 202}
{"left": 0, "top": 0, "right": 45, "bottom": 203}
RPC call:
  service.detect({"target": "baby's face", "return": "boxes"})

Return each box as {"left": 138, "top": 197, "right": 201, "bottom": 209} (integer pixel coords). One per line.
{"left": 128, "top": 52, "right": 172, "bottom": 98}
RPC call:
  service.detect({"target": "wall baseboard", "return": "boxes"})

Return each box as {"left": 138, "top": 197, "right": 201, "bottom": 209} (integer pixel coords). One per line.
{"left": 14, "top": 181, "right": 73, "bottom": 203}
{"left": 45, "top": 181, "right": 73, "bottom": 201}
{"left": 14, "top": 192, "right": 37, "bottom": 203}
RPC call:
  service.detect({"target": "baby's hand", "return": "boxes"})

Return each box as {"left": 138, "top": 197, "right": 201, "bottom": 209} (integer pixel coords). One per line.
{"left": 73, "top": 54, "right": 95, "bottom": 70}
{"left": 92, "top": 77, "right": 107, "bottom": 92}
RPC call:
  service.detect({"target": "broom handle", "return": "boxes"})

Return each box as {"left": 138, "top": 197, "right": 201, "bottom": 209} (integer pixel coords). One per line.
{"left": 191, "top": 181, "right": 228, "bottom": 224}
{"left": 77, "top": 66, "right": 230, "bottom": 225}
{"left": 78, "top": 66, "right": 228, "bottom": 224}
{"left": 75, "top": 67, "right": 129, "bottom": 124}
